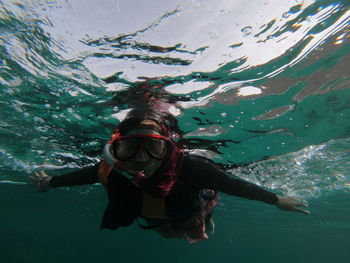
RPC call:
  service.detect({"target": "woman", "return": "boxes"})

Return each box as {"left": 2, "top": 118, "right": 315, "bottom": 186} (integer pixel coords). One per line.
{"left": 29, "top": 109, "right": 309, "bottom": 243}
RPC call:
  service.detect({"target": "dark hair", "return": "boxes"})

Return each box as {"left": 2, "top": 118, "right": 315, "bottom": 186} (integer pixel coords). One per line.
{"left": 116, "top": 109, "right": 164, "bottom": 135}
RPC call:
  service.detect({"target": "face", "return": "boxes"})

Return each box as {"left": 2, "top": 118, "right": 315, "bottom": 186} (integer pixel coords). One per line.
{"left": 118, "top": 128, "right": 165, "bottom": 177}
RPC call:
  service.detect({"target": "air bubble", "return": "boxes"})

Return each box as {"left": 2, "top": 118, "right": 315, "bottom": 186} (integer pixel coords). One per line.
{"left": 33, "top": 117, "right": 44, "bottom": 123}
{"left": 241, "top": 26, "right": 252, "bottom": 36}
{"left": 282, "top": 12, "right": 290, "bottom": 18}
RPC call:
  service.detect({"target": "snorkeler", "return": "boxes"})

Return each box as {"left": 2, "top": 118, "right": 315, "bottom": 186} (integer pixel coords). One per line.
{"left": 29, "top": 108, "right": 309, "bottom": 244}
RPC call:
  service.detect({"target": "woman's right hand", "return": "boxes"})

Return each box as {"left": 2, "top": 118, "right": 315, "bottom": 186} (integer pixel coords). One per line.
{"left": 28, "top": 171, "right": 52, "bottom": 192}
{"left": 275, "top": 195, "right": 310, "bottom": 214}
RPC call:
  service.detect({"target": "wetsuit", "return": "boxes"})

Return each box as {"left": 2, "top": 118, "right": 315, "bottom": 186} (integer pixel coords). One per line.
{"left": 49, "top": 155, "right": 278, "bottom": 241}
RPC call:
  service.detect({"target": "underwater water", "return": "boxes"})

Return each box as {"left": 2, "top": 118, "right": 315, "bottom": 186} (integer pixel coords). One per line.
{"left": 1, "top": 0, "right": 350, "bottom": 262}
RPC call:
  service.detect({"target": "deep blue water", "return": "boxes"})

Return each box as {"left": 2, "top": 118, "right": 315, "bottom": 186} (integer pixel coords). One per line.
{"left": 1, "top": 0, "right": 350, "bottom": 262}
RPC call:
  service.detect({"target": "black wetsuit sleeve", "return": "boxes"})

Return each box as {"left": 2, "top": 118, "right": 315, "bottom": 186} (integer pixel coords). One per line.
{"left": 49, "top": 163, "right": 100, "bottom": 187}
{"left": 182, "top": 155, "right": 278, "bottom": 205}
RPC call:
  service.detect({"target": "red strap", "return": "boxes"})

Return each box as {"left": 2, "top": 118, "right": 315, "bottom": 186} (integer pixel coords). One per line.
{"left": 109, "top": 130, "right": 121, "bottom": 143}
{"left": 109, "top": 130, "right": 170, "bottom": 144}
{"left": 117, "top": 134, "right": 171, "bottom": 141}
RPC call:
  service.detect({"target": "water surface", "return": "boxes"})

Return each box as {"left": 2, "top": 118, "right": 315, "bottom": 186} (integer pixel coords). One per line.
{"left": 1, "top": 1, "right": 350, "bottom": 262}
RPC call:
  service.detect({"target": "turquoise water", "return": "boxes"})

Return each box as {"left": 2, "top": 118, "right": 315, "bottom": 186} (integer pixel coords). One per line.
{"left": 1, "top": 0, "right": 350, "bottom": 262}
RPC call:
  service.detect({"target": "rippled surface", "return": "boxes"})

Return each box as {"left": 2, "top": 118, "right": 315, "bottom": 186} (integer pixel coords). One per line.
{"left": 1, "top": 0, "right": 350, "bottom": 262}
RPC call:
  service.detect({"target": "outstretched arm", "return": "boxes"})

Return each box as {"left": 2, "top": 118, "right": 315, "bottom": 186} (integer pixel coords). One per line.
{"left": 28, "top": 163, "right": 100, "bottom": 192}
{"left": 183, "top": 155, "right": 310, "bottom": 214}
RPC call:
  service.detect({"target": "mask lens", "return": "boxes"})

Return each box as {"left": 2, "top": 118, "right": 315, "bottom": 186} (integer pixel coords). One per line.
{"left": 144, "top": 138, "right": 168, "bottom": 159}
{"left": 114, "top": 138, "right": 138, "bottom": 161}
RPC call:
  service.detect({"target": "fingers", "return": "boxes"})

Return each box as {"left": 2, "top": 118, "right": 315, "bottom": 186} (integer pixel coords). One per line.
{"left": 276, "top": 195, "right": 311, "bottom": 214}
{"left": 35, "top": 171, "right": 48, "bottom": 177}
{"left": 28, "top": 171, "right": 51, "bottom": 191}
{"left": 31, "top": 171, "right": 49, "bottom": 180}
{"left": 292, "top": 200, "right": 310, "bottom": 214}
{"left": 29, "top": 173, "right": 41, "bottom": 181}
{"left": 28, "top": 174, "right": 40, "bottom": 188}
{"left": 291, "top": 206, "right": 310, "bottom": 215}
{"left": 286, "top": 196, "right": 308, "bottom": 207}
{"left": 28, "top": 173, "right": 44, "bottom": 182}
{"left": 292, "top": 199, "right": 309, "bottom": 208}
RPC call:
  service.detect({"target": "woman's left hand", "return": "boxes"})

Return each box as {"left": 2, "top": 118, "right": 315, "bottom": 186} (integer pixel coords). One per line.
{"left": 275, "top": 195, "right": 310, "bottom": 214}
{"left": 28, "top": 171, "right": 52, "bottom": 192}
